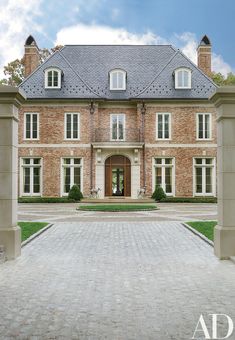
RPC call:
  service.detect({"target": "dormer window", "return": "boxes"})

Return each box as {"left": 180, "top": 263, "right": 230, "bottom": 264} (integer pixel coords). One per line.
{"left": 110, "top": 69, "right": 126, "bottom": 90}
{"left": 174, "top": 68, "right": 191, "bottom": 89}
{"left": 45, "top": 67, "right": 62, "bottom": 89}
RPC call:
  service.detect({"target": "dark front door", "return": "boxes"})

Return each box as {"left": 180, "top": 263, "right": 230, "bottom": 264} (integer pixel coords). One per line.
{"left": 105, "top": 155, "right": 131, "bottom": 197}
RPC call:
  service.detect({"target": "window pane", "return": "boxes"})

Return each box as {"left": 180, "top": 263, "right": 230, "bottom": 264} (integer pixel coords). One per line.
{"left": 112, "top": 73, "right": 118, "bottom": 89}
{"left": 66, "top": 114, "right": 71, "bottom": 139}
{"left": 118, "top": 72, "right": 124, "bottom": 89}
{"left": 53, "top": 71, "right": 58, "bottom": 87}
{"left": 158, "top": 114, "right": 163, "bottom": 138}
{"left": 165, "top": 158, "right": 172, "bottom": 165}
{"left": 156, "top": 167, "right": 162, "bottom": 186}
{"left": 206, "top": 158, "right": 212, "bottom": 165}
{"left": 74, "top": 158, "right": 81, "bottom": 164}
{"left": 64, "top": 159, "right": 71, "bottom": 165}
{"left": 164, "top": 114, "right": 169, "bottom": 138}
{"left": 155, "top": 159, "right": 162, "bottom": 164}
{"left": 73, "top": 114, "right": 78, "bottom": 139}
{"left": 33, "top": 159, "right": 40, "bottom": 164}
{"left": 196, "top": 167, "right": 203, "bottom": 193}
{"left": 33, "top": 167, "right": 40, "bottom": 193}
{"left": 205, "top": 114, "right": 210, "bottom": 139}
{"left": 198, "top": 114, "right": 203, "bottom": 139}
{"left": 48, "top": 71, "right": 53, "bottom": 87}
{"left": 165, "top": 167, "right": 172, "bottom": 193}
{"left": 74, "top": 167, "right": 81, "bottom": 189}
{"left": 32, "top": 114, "right": 38, "bottom": 139}
{"left": 178, "top": 71, "right": 183, "bottom": 87}
{"left": 26, "top": 114, "right": 31, "bottom": 138}
{"left": 23, "top": 159, "right": 30, "bottom": 165}
{"left": 195, "top": 158, "right": 202, "bottom": 164}
{"left": 118, "top": 115, "right": 124, "bottom": 140}
{"left": 112, "top": 116, "right": 118, "bottom": 139}
{"left": 64, "top": 167, "right": 71, "bottom": 193}
{"left": 183, "top": 70, "right": 189, "bottom": 87}
{"left": 23, "top": 167, "right": 30, "bottom": 193}
{"left": 206, "top": 167, "right": 212, "bottom": 193}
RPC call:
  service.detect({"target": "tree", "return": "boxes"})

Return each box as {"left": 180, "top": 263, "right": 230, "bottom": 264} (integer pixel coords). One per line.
{"left": 0, "top": 45, "right": 63, "bottom": 87}
{"left": 212, "top": 72, "right": 235, "bottom": 86}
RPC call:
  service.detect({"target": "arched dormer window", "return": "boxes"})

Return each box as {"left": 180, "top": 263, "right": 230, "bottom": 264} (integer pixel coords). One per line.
{"left": 45, "top": 67, "right": 62, "bottom": 89}
{"left": 109, "top": 69, "right": 126, "bottom": 90}
{"left": 174, "top": 68, "right": 192, "bottom": 89}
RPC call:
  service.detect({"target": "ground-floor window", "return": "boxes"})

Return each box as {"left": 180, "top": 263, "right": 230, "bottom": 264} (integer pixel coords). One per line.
{"left": 21, "top": 158, "right": 42, "bottom": 196}
{"left": 194, "top": 158, "right": 216, "bottom": 196}
{"left": 154, "top": 158, "right": 175, "bottom": 195}
{"left": 62, "top": 158, "right": 82, "bottom": 195}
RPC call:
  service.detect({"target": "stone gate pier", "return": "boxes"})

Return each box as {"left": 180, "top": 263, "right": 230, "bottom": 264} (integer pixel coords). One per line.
{"left": 0, "top": 85, "right": 25, "bottom": 260}
{"left": 211, "top": 87, "right": 235, "bottom": 259}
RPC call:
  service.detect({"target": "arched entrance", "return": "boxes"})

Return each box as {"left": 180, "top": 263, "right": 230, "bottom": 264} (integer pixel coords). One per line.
{"left": 105, "top": 155, "right": 131, "bottom": 197}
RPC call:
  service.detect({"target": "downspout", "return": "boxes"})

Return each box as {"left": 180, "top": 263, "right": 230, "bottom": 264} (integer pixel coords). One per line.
{"left": 141, "top": 101, "right": 146, "bottom": 188}
{"left": 90, "top": 101, "right": 95, "bottom": 191}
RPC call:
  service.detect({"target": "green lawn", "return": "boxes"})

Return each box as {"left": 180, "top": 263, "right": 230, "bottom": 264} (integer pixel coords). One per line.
{"left": 78, "top": 204, "right": 157, "bottom": 212}
{"left": 187, "top": 221, "right": 217, "bottom": 241}
{"left": 18, "top": 222, "right": 49, "bottom": 242}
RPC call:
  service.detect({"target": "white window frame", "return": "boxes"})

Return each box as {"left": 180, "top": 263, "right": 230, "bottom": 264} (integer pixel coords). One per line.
{"left": 44, "top": 67, "right": 62, "bottom": 89}
{"left": 175, "top": 68, "right": 192, "bottom": 89}
{"left": 193, "top": 157, "right": 216, "bottom": 197}
{"left": 156, "top": 113, "right": 171, "bottom": 140}
{"left": 152, "top": 157, "right": 175, "bottom": 196}
{"left": 64, "top": 113, "right": 80, "bottom": 140}
{"left": 60, "top": 158, "right": 83, "bottom": 196}
{"left": 110, "top": 69, "right": 126, "bottom": 90}
{"left": 110, "top": 113, "right": 126, "bottom": 141}
{"left": 196, "top": 113, "right": 212, "bottom": 140}
{"left": 20, "top": 157, "right": 42, "bottom": 197}
{"left": 24, "top": 112, "right": 39, "bottom": 140}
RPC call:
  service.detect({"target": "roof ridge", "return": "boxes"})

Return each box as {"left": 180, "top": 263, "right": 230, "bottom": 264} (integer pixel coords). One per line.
{"left": 135, "top": 50, "right": 179, "bottom": 98}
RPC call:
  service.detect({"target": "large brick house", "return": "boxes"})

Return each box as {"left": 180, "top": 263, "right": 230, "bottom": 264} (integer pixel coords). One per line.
{"left": 18, "top": 35, "right": 217, "bottom": 199}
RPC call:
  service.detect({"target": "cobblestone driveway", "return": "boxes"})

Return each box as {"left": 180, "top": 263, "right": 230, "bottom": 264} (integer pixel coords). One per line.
{"left": 1, "top": 221, "right": 235, "bottom": 339}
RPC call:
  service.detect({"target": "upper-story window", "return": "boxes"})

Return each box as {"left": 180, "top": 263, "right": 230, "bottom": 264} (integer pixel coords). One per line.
{"left": 65, "top": 113, "right": 80, "bottom": 140}
{"left": 110, "top": 114, "right": 125, "bottom": 140}
{"left": 24, "top": 112, "right": 39, "bottom": 140}
{"left": 45, "top": 67, "right": 62, "bottom": 89}
{"left": 197, "top": 113, "right": 212, "bottom": 140}
{"left": 156, "top": 113, "right": 171, "bottom": 140}
{"left": 175, "top": 68, "right": 191, "bottom": 89}
{"left": 110, "top": 69, "right": 126, "bottom": 90}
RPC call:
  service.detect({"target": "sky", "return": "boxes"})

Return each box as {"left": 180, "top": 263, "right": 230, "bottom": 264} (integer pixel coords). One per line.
{"left": 0, "top": 0, "right": 234, "bottom": 78}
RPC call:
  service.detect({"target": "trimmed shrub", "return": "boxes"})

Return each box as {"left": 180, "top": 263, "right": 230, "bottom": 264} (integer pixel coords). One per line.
{"left": 152, "top": 185, "right": 167, "bottom": 201}
{"left": 18, "top": 197, "right": 76, "bottom": 203}
{"left": 68, "top": 185, "right": 83, "bottom": 201}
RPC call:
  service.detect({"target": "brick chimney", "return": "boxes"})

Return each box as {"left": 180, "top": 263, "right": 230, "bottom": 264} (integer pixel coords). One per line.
{"left": 197, "top": 35, "right": 212, "bottom": 77}
{"left": 24, "top": 35, "right": 40, "bottom": 78}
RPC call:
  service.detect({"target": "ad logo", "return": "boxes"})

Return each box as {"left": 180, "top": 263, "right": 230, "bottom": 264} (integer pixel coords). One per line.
{"left": 192, "top": 314, "right": 233, "bottom": 339}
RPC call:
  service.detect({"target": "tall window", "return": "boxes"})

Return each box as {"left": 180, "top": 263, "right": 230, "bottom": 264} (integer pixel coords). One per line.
{"left": 111, "top": 114, "right": 125, "bottom": 141}
{"left": 24, "top": 113, "right": 39, "bottom": 139}
{"left": 197, "top": 113, "right": 211, "bottom": 139}
{"left": 156, "top": 113, "right": 171, "bottom": 139}
{"left": 65, "top": 113, "right": 80, "bottom": 140}
{"left": 194, "top": 158, "right": 215, "bottom": 196}
{"left": 110, "top": 69, "right": 126, "bottom": 90}
{"left": 62, "top": 158, "right": 82, "bottom": 195}
{"left": 154, "top": 158, "right": 174, "bottom": 195}
{"left": 21, "top": 158, "right": 41, "bottom": 196}
{"left": 175, "top": 68, "right": 191, "bottom": 89}
{"left": 45, "top": 68, "right": 61, "bottom": 89}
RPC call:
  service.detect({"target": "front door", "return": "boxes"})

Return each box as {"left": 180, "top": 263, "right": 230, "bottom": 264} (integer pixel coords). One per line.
{"left": 105, "top": 155, "right": 131, "bottom": 197}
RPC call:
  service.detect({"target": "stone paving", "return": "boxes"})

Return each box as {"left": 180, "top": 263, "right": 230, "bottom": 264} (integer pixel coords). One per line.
{"left": 1, "top": 221, "right": 235, "bottom": 339}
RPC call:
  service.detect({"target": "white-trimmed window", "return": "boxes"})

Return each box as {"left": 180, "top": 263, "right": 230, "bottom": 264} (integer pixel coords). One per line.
{"left": 110, "top": 114, "right": 125, "bottom": 141}
{"left": 24, "top": 113, "right": 39, "bottom": 140}
{"left": 175, "top": 68, "right": 192, "bottom": 89}
{"left": 45, "top": 67, "right": 62, "bottom": 89}
{"left": 194, "top": 158, "right": 216, "bottom": 196}
{"left": 197, "top": 113, "right": 212, "bottom": 139}
{"left": 154, "top": 158, "right": 175, "bottom": 195}
{"left": 65, "top": 113, "right": 80, "bottom": 140}
{"left": 110, "top": 69, "right": 126, "bottom": 90}
{"left": 21, "top": 158, "right": 42, "bottom": 196}
{"left": 156, "top": 113, "right": 171, "bottom": 139}
{"left": 62, "top": 158, "right": 82, "bottom": 195}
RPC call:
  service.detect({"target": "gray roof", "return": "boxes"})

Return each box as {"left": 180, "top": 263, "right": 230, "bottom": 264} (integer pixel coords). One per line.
{"left": 20, "top": 45, "right": 216, "bottom": 100}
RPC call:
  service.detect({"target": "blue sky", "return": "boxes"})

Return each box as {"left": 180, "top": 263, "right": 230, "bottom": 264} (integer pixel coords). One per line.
{"left": 0, "top": 0, "right": 234, "bottom": 77}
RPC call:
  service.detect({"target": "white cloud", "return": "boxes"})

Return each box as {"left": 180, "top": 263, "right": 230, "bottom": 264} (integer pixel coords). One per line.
{"left": 55, "top": 23, "right": 233, "bottom": 76}
{"left": 0, "top": 0, "right": 42, "bottom": 78}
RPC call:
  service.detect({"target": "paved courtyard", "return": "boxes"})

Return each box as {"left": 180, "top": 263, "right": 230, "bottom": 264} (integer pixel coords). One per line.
{"left": 1, "top": 218, "right": 235, "bottom": 339}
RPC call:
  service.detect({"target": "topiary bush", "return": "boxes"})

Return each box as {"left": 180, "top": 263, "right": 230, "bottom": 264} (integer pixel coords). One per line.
{"left": 152, "top": 185, "right": 167, "bottom": 201}
{"left": 68, "top": 185, "right": 83, "bottom": 201}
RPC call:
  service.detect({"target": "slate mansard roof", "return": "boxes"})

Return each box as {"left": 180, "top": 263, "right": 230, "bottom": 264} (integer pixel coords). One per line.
{"left": 20, "top": 45, "right": 216, "bottom": 100}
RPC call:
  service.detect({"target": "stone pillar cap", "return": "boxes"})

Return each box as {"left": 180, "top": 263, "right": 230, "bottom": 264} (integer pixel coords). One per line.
{"left": 210, "top": 86, "right": 235, "bottom": 107}
{"left": 0, "top": 85, "right": 26, "bottom": 105}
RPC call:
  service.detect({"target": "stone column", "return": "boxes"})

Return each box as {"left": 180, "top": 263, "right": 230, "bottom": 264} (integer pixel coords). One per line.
{"left": 210, "top": 87, "right": 235, "bottom": 259}
{"left": 0, "top": 85, "right": 25, "bottom": 260}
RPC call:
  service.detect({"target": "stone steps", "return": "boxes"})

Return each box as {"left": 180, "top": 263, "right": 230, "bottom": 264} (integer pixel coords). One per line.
{"left": 0, "top": 245, "right": 6, "bottom": 264}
